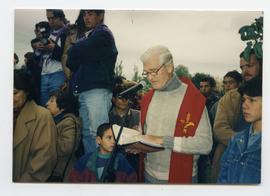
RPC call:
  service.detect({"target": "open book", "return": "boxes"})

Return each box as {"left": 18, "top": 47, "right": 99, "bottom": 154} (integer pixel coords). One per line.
{"left": 112, "top": 124, "right": 164, "bottom": 153}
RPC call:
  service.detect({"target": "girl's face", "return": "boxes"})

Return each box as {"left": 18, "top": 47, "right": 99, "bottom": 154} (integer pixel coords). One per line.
{"left": 46, "top": 96, "right": 63, "bottom": 117}
{"left": 13, "top": 88, "right": 28, "bottom": 112}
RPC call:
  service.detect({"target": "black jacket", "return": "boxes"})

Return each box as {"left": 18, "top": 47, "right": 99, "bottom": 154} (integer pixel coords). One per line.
{"left": 67, "top": 24, "right": 118, "bottom": 93}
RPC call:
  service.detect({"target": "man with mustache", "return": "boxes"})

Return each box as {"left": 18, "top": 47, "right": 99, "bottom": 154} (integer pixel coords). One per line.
{"left": 211, "top": 50, "right": 262, "bottom": 182}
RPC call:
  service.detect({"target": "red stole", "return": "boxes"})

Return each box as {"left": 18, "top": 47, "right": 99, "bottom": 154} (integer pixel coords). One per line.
{"left": 140, "top": 77, "right": 206, "bottom": 183}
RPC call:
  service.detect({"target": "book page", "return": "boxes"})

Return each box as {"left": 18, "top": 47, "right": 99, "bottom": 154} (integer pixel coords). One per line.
{"left": 112, "top": 124, "right": 141, "bottom": 145}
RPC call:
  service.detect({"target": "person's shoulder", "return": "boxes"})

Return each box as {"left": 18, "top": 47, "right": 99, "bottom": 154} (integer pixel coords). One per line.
{"left": 230, "top": 127, "right": 250, "bottom": 145}
{"left": 74, "top": 152, "right": 94, "bottom": 171}
{"left": 31, "top": 101, "right": 52, "bottom": 118}
{"left": 235, "top": 127, "right": 250, "bottom": 137}
{"left": 93, "top": 24, "right": 114, "bottom": 37}
{"left": 225, "top": 88, "right": 240, "bottom": 99}
{"left": 67, "top": 113, "right": 82, "bottom": 126}
{"left": 212, "top": 92, "right": 220, "bottom": 100}
{"left": 130, "top": 108, "right": 140, "bottom": 115}
{"left": 62, "top": 113, "right": 79, "bottom": 123}
{"left": 116, "top": 153, "right": 130, "bottom": 166}
{"left": 115, "top": 153, "right": 135, "bottom": 174}
{"left": 219, "top": 88, "right": 241, "bottom": 104}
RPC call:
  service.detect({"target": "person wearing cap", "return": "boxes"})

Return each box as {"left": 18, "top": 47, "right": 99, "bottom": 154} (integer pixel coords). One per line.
{"left": 137, "top": 45, "right": 212, "bottom": 183}
{"left": 109, "top": 83, "right": 140, "bottom": 174}
{"left": 109, "top": 84, "right": 140, "bottom": 130}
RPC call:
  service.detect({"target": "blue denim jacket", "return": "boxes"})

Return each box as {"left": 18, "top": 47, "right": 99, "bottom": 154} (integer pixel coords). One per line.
{"left": 218, "top": 125, "right": 261, "bottom": 184}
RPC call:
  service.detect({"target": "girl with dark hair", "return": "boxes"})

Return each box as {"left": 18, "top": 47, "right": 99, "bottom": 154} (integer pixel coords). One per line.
{"left": 13, "top": 69, "right": 57, "bottom": 182}
{"left": 46, "top": 89, "right": 81, "bottom": 182}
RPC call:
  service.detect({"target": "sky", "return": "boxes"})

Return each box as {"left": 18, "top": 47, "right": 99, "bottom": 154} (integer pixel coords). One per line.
{"left": 14, "top": 10, "right": 262, "bottom": 80}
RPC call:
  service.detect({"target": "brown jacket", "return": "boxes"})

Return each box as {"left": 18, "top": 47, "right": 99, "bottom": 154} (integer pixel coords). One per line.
{"left": 52, "top": 113, "right": 81, "bottom": 181}
{"left": 211, "top": 89, "right": 241, "bottom": 182}
{"left": 13, "top": 101, "right": 57, "bottom": 182}
{"left": 213, "top": 88, "right": 242, "bottom": 145}
{"left": 61, "top": 28, "right": 78, "bottom": 79}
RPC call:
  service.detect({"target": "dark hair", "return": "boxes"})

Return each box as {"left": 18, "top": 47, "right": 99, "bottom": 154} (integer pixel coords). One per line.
{"left": 240, "top": 49, "right": 263, "bottom": 66}
{"left": 97, "top": 123, "right": 112, "bottom": 138}
{"left": 49, "top": 89, "right": 79, "bottom": 116}
{"left": 46, "top": 9, "right": 66, "bottom": 22}
{"left": 75, "top": 10, "right": 87, "bottom": 38}
{"left": 24, "top": 52, "right": 39, "bottom": 72}
{"left": 250, "top": 49, "right": 263, "bottom": 67}
{"left": 24, "top": 52, "right": 33, "bottom": 59}
{"left": 83, "top": 9, "right": 105, "bottom": 15}
{"left": 113, "top": 85, "right": 128, "bottom": 97}
{"left": 35, "top": 21, "right": 51, "bottom": 33}
{"left": 77, "top": 10, "right": 105, "bottom": 28}
{"left": 200, "top": 76, "right": 216, "bottom": 88}
{"left": 224, "top": 70, "right": 243, "bottom": 84}
{"left": 238, "top": 76, "right": 262, "bottom": 97}
{"left": 14, "top": 69, "right": 34, "bottom": 100}
{"left": 14, "top": 53, "right": 19, "bottom": 64}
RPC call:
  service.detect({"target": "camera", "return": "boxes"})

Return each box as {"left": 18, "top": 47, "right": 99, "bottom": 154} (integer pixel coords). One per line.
{"left": 39, "top": 27, "right": 50, "bottom": 45}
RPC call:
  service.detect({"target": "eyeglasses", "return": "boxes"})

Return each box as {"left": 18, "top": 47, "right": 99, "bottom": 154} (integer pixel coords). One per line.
{"left": 240, "top": 63, "right": 255, "bottom": 70}
{"left": 142, "top": 64, "right": 164, "bottom": 78}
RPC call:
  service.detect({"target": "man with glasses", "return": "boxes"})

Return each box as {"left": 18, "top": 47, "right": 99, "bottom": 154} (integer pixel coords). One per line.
{"left": 138, "top": 45, "right": 212, "bottom": 183}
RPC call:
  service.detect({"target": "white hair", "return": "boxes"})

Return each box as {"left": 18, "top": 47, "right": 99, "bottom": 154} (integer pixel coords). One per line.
{"left": 140, "top": 45, "right": 174, "bottom": 67}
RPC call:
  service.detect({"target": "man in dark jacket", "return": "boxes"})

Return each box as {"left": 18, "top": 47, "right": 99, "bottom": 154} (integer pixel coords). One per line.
{"left": 67, "top": 10, "right": 118, "bottom": 154}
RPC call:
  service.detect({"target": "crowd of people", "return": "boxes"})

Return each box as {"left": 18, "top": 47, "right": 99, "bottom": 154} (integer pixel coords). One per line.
{"left": 13, "top": 9, "right": 262, "bottom": 184}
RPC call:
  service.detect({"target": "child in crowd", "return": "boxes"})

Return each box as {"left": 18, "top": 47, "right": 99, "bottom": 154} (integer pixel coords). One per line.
{"left": 218, "top": 76, "right": 262, "bottom": 184}
{"left": 69, "top": 123, "right": 137, "bottom": 183}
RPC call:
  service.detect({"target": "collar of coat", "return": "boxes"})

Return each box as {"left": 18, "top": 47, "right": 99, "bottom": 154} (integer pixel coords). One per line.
{"left": 13, "top": 100, "right": 38, "bottom": 148}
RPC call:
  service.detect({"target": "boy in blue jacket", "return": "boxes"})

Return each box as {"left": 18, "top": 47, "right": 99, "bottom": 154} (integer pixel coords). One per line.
{"left": 69, "top": 123, "right": 137, "bottom": 183}
{"left": 218, "top": 76, "right": 262, "bottom": 184}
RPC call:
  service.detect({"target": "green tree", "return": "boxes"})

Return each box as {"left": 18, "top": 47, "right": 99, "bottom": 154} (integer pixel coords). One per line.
{"left": 114, "top": 60, "right": 124, "bottom": 77}
{"left": 175, "top": 64, "right": 191, "bottom": 78}
{"left": 239, "top": 16, "right": 263, "bottom": 61}
{"left": 131, "top": 65, "right": 142, "bottom": 82}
